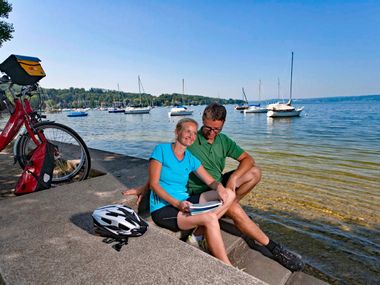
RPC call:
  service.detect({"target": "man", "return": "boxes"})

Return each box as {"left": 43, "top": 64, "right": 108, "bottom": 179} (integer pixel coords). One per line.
{"left": 124, "top": 103, "right": 304, "bottom": 271}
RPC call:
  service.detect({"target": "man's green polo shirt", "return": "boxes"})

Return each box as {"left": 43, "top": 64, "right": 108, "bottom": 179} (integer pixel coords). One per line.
{"left": 187, "top": 129, "right": 244, "bottom": 194}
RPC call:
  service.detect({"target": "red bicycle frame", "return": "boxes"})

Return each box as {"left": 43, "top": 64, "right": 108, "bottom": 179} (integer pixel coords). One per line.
{"left": 0, "top": 94, "right": 42, "bottom": 152}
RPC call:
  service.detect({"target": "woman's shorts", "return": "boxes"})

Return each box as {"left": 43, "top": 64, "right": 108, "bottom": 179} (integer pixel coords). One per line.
{"left": 151, "top": 194, "right": 201, "bottom": 232}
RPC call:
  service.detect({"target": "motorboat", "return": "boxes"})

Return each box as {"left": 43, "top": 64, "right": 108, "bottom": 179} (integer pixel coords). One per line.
{"left": 67, "top": 110, "right": 88, "bottom": 117}
{"left": 125, "top": 106, "right": 151, "bottom": 114}
{"left": 108, "top": 107, "right": 125, "bottom": 113}
{"left": 267, "top": 52, "right": 303, "bottom": 118}
{"left": 244, "top": 104, "right": 267, "bottom": 114}
{"left": 168, "top": 105, "right": 193, "bottom": 116}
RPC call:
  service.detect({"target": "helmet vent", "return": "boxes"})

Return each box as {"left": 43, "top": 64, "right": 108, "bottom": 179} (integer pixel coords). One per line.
{"left": 101, "top": 217, "right": 112, "bottom": 224}
{"left": 119, "top": 224, "right": 129, "bottom": 231}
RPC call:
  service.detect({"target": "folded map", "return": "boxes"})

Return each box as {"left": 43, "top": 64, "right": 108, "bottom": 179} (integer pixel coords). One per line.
{"left": 189, "top": 200, "right": 222, "bottom": 215}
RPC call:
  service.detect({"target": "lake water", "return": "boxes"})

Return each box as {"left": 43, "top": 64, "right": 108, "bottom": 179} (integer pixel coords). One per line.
{"left": 11, "top": 95, "right": 380, "bottom": 284}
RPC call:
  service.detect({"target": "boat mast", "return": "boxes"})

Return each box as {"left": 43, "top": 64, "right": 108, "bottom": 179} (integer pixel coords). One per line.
{"left": 289, "top": 51, "right": 294, "bottom": 105}
{"left": 138, "top": 75, "right": 142, "bottom": 106}
{"left": 277, "top": 77, "right": 280, "bottom": 100}
{"left": 242, "top": 87, "right": 248, "bottom": 104}
{"left": 258, "top": 80, "right": 262, "bottom": 101}
{"left": 182, "top": 78, "right": 185, "bottom": 105}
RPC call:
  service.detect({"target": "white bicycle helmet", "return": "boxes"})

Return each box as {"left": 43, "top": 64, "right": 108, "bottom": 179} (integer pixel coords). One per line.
{"left": 92, "top": 204, "right": 148, "bottom": 240}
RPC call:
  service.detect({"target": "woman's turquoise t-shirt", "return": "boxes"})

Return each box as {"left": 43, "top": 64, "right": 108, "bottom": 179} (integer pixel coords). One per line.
{"left": 149, "top": 143, "right": 201, "bottom": 213}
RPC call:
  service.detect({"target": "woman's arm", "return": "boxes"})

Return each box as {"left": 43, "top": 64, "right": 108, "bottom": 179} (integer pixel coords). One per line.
{"left": 149, "top": 159, "right": 190, "bottom": 212}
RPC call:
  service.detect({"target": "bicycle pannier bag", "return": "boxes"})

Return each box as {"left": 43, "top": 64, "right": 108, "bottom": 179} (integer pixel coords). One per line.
{"left": 0, "top": 55, "right": 46, "bottom": 85}
{"left": 14, "top": 140, "right": 55, "bottom": 195}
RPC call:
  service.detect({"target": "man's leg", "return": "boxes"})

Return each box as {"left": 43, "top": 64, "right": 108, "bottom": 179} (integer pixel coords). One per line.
{"left": 234, "top": 165, "right": 261, "bottom": 200}
{"left": 223, "top": 166, "right": 305, "bottom": 271}
{"left": 223, "top": 165, "right": 269, "bottom": 244}
{"left": 226, "top": 201, "right": 270, "bottom": 245}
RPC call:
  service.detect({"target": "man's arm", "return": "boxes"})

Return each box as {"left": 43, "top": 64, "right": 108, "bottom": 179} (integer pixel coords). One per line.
{"left": 226, "top": 151, "right": 255, "bottom": 191}
{"left": 195, "top": 165, "right": 232, "bottom": 203}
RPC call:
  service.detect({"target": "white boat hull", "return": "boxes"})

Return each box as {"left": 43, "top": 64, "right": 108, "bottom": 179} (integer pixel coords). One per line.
{"left": 168, "top": 110, "right": 194, "bottom": 116}
{"left": 244, "top": 107, "right": 267, "bottom": 114}
{"left": 108, "top": 107, "right": 125, "bottom": 113}
{"left": 168, "top": 106, "right": 193, "bottom": 116}
{"left": 267, "top": 107, "right": 303, "bottom": 117}
{"left": 124, "top": 107, "right": 151, "bottom": 114}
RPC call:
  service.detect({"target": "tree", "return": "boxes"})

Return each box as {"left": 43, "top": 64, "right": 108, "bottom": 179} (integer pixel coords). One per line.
{"left": 0, "top": 0, "right": 14, "bottom": 47}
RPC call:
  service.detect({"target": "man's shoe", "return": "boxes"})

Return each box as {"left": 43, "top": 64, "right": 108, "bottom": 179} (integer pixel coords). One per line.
{"left": 271, "top": 244, "right": 305, "bottom": 271}
{"left": 187, "top": 234, "right": 208, "bottom": 252}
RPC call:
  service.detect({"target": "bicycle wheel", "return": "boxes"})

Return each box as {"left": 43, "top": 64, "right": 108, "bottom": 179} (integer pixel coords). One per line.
{"left": 16, "top": 122, "right": 91, "bottom": 183}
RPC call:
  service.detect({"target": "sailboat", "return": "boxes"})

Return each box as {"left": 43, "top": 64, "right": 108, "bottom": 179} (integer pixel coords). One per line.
{"left": 267, "top": 52, "right": 303, "bottom": 118}
{"left": 244, "top": 80, "right": 267, "bottom": 114}
{"left": 234, "top": 88, "right": 249, "bottom": 110}
{"left": 168, "top": 79, "right": 193, "bottom": 116}
{"left": 125, "top": 75, "right": 152, "bottom": 114}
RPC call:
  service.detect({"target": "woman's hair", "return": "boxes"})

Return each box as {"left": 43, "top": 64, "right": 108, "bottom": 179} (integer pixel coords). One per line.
{"left": 202, "top": 103, "right": 227, "bottom": 121}
{"left": 175, "top": 118, "right": 198, "bottom": 134}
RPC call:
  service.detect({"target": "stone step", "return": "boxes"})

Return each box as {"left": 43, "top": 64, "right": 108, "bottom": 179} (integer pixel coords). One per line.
{"left": 286, "top": 272, "right": 329, "bottom": 285}
{"left": 221, "top": 230, "right": 292, "bottom": 285}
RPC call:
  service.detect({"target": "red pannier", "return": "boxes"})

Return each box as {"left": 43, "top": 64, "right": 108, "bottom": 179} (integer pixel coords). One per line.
{"left": 15, "top": 140, "right": 55, "bottom": 195}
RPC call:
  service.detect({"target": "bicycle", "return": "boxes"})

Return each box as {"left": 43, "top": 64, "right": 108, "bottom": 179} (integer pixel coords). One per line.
{"left": 0, "top": 71, "right": 91, "bottom": 183}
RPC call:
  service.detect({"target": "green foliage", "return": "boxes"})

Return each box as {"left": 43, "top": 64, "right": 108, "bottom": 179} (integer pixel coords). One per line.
{"left": 38, "top": 87, "right": 244, "bottom": 109}
{"left": 0, "top": 0, "right": 14, "bottom": 47}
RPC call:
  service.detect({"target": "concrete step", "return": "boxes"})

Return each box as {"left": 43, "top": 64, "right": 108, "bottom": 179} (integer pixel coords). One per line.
{"left": 286, "top": 272, "right": 329, "bottom": 285}
{"left": 221, "top": 230, "right": 292, "bottom": 285}
{"left": 0, "top": 174, "right": 266, "bottom": 285}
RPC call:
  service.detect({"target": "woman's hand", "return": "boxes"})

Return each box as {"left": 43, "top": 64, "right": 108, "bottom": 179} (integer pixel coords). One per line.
{"left": 122, "top": 187, "right": 144, "bottom": 205}
{"left": 178, "top": 200, "right": 192, "bottom": 213}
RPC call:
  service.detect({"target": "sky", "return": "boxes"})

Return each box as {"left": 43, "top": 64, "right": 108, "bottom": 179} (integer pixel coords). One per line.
{"left": 1, "top": 0, "right": 379, "bottom": 100}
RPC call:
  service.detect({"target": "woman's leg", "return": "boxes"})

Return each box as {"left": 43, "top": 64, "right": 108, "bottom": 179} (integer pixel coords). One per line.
{"left": 192, "top": 190, "right": 235, "bottom": 236}
{"left": 177, "top": 211, "right": 231, "bottom": 265}
{"left": 199, "top": 189, "right": 235, "bottom": 219}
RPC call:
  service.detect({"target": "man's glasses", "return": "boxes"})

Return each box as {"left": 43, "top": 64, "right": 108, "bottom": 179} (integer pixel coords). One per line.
{"left": 203, "top": 125, "right": 222, "bottom": 133}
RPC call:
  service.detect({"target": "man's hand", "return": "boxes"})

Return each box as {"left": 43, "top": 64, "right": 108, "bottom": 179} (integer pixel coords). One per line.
{"left": 226, "top": 175, "right": 238, "bottom": 192}
{"left": 216, "top": 186, "right": 232, "bottom": 204}
{"left": 122, "top": 187, "right": 144, "bottom": 205}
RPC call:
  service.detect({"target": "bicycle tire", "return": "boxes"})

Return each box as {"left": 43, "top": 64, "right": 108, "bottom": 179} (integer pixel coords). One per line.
{"left": 16, "top": 122, "right": 91, "bottom": 183}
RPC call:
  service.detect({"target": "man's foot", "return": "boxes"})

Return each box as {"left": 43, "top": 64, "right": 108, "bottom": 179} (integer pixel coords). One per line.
{"left": 270, "top": 244, "right": 304, "bottom": 271}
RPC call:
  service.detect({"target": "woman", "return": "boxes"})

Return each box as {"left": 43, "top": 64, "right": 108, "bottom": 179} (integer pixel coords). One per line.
{"left": 148, "top": 118, "right": 235, "bottom": 265}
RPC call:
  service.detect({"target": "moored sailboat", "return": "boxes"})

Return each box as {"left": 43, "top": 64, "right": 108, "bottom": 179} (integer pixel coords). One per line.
{"left": 235, "top": 87, "right": 250, "bottom": 110}
{"left": 125, "top": 75, "right": 151, "bottom": 114}
{"left": 244, "top": 80, "right": 267, "bottom": 114}
{"left": 168, "top": 79, "right": 193, "bottom": 116}
{"left": 267, "top": 52, "right": 303, "bottom": 118}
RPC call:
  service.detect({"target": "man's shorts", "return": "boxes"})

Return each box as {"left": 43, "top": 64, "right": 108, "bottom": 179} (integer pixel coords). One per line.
{"left": 151, "top": 194, "right": 201, "bottom": 232}
{"left": 221, "top": 170, "right": 234, "bottom": 186}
